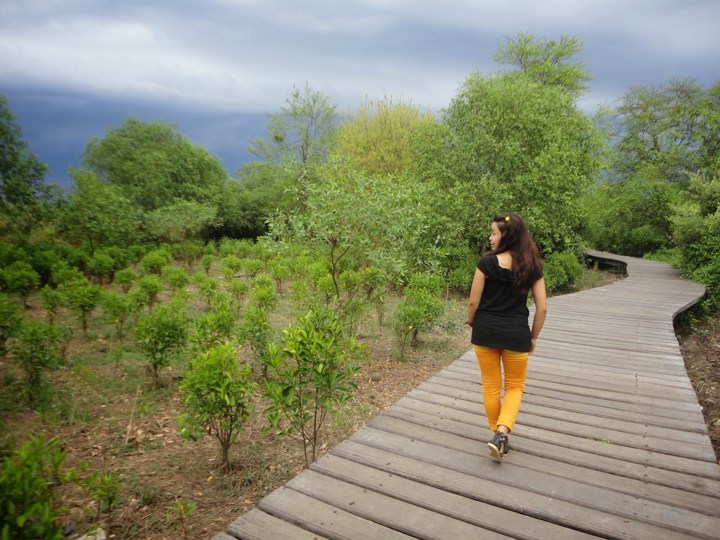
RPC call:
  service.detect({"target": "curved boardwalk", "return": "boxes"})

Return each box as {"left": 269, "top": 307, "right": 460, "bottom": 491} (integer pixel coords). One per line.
{"left": 215, "top": 251, "right": 719, "bottom": 539}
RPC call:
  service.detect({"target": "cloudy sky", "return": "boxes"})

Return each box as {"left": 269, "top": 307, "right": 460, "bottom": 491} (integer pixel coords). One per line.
{"left": 2, "top": 0, "right": 719, "bottom": 187}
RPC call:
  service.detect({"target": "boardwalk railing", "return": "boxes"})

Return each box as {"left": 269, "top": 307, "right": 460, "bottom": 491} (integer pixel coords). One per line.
{"left": 214, "top": 251, "right": 719, "bottom": 539}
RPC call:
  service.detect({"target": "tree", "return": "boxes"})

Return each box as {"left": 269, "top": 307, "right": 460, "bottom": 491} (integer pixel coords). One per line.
{"left": 144, "top": 200, "right": 218, "bottom": 243}
{"left": 612, "top": 79, "right": 708, "bottom": 184}
{"left": 0, "top": 292, "right": 22, "bottom": 358}
{"left": 134, "top": 305, "right": 187, "bottom": 387}
{"left": 250, "top": 84, "right": 338, "bottom": 166}
{"left": 179, "top": 343, "right": 256, "bottom": 471}
{"left": 247, "top": 85, "right": 338, "bottom": 210}
{"left": 0, "top": 95, "right": 56, "bottom": 234}
{"left": 83, "top": 117, "right": 227, "bottom": 212}
{"left": 12, "top": 320, "right": 61, "bottom": 407}
{"left": 263, "top": 309, "right": 359, "bottom": 467}
{"left": 2, "top": 261, "right": 40, "bottom": 308}
{"left": 494, "top": 33, "right": 591, "bottom": 97}
{"left": 334, "top": 95, "right": 435, "bottom": 176}
{"left": 414, "top": 71, "right": 603, "bottom": 254}
{"left": 58, "top": 168, "right": 143, "bottom": 253}
{"left": 63, "top": 280, "right": 102, "bottom": 338}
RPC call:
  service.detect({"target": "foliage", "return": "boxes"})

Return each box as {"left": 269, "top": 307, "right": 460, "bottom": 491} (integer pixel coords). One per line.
{"left": 189, "top": 293, "right": 237, "bottom": 352}
{"left": 0, "top": 293, "right": 22, "bottom": 358}
{"left": 391, "top": 274, "right": 445, "bottom": 359}
{"left": 140, "top": 248, "right": 172, "bottom": 275}
{"left": 58, "top": 168, "right": 143, "bottom": 253}
{"left": 145, "top": 200, "right": 218, "bottom": 243}
{"left": 543, "top": 251, "right": 583, "bottom": 292}
{"left": 671, "top": 173, "right": 720, "bottom": 310}
{"left": 1, "top": 260, "right": 39, "bottom": 307}
{"left": 0, "top": 95, "right": 56, "bottom": 234}
{"left": 62, "top": 280, "right": 102, "bottom": 338}
{"left": 582, "top": 178, "right": 676, "bottom": 256}
{"left": 38, "top": 286, "right": 63, "bottom": 325}
{"left": 493, "top": 32, "right": 591, "bottom": 97}
{"left": 163, "top": 266, "right": 190, "bottom": 291}
{"left": 135, "top": 275, "right": 163, "bottom": 313}
{"left": 12, "top": 320, "right": 61, "bottom": 406}
{"left": 134, "top": 305, "right": 188, "bottom": 387}
{"left": 114, "top": 267, "right": 138, "bottom": 293}
{"left": 239, "top": 304, "right": 274, "bottom": 377}
{"left": 611, "top": 79, "right": 712, "bottom": 184}
{"left": 101, "top": 291, "right": 135, "bottom": 343}
{"left": 82, "top": 470, "right": 122, "bottom": 525}
{"left": 179, "top": 343, "right": 256, "bottom": 471}
{"left": 425, "top": 71, "right": 603, "bottom": 255}
{"left": 334, "top": 95, "right": 435, "bottom": 175}
{"left": 0, "top": 436, "right": 68, "bottom": 540}
{"left": 83, "top": 117, "right": 227, "bottom": 213}
{"left": 263, "top": 309, "right": 360, "bottom": 467}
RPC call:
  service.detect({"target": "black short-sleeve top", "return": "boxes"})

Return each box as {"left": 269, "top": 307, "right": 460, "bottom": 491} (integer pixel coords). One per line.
{"left": 471, "top": 255, "right": 543, "bottom": 353}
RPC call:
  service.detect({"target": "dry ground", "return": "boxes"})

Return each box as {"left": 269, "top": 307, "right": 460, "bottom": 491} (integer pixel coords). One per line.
{"left": 1, "top": 269, "right": 717, "bottom": 540}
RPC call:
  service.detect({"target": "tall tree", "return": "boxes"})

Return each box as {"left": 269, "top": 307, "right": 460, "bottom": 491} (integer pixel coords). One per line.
{"left": 613, "top": 79, "right": 712, "bottom": 184}
{"left": 58, "top": 168, "right": 143, "bottom": 252}
{"left": 249, "top": 84, "right": 338, "bottom": 167}
{"left": 333, "top": 95, "right": 435, "bottom": 176}
{"left": 0, "top": 95, "right": 56, "bottom": 233}
{"left": 83, "top": 118, "right": 227, "bottom": 212}
{"left": 494, "top": 33, "right": 591, "bottom": 97}
{"left": 411, "top": 72, "right": 603, "bottom": 254}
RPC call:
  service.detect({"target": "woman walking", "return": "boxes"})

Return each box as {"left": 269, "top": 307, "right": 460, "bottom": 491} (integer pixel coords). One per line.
{"left": 466, "top": 213, "right": 547, "bottom": 462}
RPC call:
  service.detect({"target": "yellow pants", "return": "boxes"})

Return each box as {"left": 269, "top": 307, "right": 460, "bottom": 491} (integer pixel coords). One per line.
{"left": 473, "top": 345, "right": 528, "bottom": 432}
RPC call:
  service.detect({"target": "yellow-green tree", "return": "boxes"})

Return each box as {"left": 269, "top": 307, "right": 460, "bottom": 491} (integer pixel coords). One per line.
{"left": 334, "top": 95, "right": 435, "bottom": 176}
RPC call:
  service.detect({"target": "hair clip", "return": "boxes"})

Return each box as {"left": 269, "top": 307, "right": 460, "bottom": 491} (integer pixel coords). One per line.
{"left": 504, "top": 216, "right": 510, "bottom": 222}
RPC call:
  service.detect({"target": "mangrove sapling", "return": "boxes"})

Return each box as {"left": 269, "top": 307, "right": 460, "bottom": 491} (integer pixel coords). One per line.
{"left": 179, "top": 343, "right": 256, "bottom": 471}
{"left": 262, "top": 309, "right": 360, "bottom": 467}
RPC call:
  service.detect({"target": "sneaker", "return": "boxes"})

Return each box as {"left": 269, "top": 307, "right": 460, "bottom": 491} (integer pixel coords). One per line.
{"left": 488, "top": 432, "right": 508, "bottom": 462}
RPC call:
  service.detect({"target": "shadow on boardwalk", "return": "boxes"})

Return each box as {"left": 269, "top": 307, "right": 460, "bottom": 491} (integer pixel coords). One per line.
{"left": 214, "top": 251, "right": 719, "bottom": 540}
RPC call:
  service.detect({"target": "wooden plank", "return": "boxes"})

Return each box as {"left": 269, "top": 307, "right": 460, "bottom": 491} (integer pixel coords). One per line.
{"left": 311, "top": 453, "right": 597, "bottom": 540}
{"left": 347, "top": 428, "right": 720, "bottom": 537}
{"left": 413, "top": 381, "right": 702, "bottom": 432}
{"left": 393, "top": 396, "right": 716, "bottom": 462}
{"left": 382, "top": 402, "right": 720, "bottom": 480}
{"left": 370, "top": 411, "right": 720, "bottom": 509}
{"left": 226, "top": 508, "right": 327, "bottom": 540}
{"left": 286, "top": 469, "right": 506, "bottom": 539}
{"left": 258, "top": 486, "right": 415, "bottom": 540}
{"left": 333, "top": 439, "right": 708, "bottom": 540}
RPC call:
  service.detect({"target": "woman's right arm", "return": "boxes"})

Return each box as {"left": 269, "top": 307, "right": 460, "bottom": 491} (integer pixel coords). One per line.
{"left": 529, "top": 277, "right": 547, "bottom": 354}
{"left": 466, "top": 269, "right": 485, "bottom": 327}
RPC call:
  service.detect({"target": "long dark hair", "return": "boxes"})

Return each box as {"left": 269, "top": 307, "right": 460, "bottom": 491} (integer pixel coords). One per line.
{"left": 492, "top": 212, "right": 543, "bottom": 292}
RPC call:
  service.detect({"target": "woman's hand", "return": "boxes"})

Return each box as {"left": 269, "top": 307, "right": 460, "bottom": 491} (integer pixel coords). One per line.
{"left": 529, "top": 337, "right": 538, "bottom": 354}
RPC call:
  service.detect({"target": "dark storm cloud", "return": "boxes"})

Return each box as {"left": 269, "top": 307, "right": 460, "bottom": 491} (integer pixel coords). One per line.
{"left": 1, "top": 0, "right": 718, "bottom": 187}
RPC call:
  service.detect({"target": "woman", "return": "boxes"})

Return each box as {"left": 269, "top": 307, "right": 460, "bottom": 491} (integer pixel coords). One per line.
{"left": 466, "top": 213, "right": 547, "bottom": 462}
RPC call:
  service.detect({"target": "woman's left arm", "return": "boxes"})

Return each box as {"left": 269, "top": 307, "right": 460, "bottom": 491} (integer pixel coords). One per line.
{"left": 529, "top": 277, "right": 548, "bottom": 354}
{"left": 466, "top": 269, "right": 486, "bottom": 327}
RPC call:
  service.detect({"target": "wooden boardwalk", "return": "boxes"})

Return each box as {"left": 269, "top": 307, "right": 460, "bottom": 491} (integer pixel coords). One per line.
{"left": 215, "top": 251, "right": 719, "bottom": 540}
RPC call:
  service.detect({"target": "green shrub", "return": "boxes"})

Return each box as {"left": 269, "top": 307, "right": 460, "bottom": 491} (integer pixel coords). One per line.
{"left": 134, "top": 305, "right": 187, "bottom": 387}
{"left": 179, "top": 343, "right": 256, "bottom": 471}
{"left": 135, "top": 275, "right": 163, "bottom": 313}
{"left": 0, "top": 437, "right": 68, "bottom": 540}
{"left": 113, "top": 267, "right": 138, "bottom": 293}
{"left": 140, "top": 249, "right": 171, "bottom": 275}
{"left": 2, "top": 261, "right": 40, "bottom": 307}
{"left": 391, "top": 288, "right": 443, "bottom": 359}
{"left": 263, "top": 309, "right": 359, "bottom": 467}
{"left": 163, "top": 266, "right": 190, "bottom": 291}
{"left": 0, "top": 293, "right": 22, "bottom": 358}
{"left": 39, "top": 286, "right": 64, "bottom": 325}
{"left": 543, "top": 251, "right": 582, "bottom": 292}
{"left": 12, "top": 321, "right": 61, "bottom": 407}
{"left": 62, "top": 280, "right": 102, "bottom": 337}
